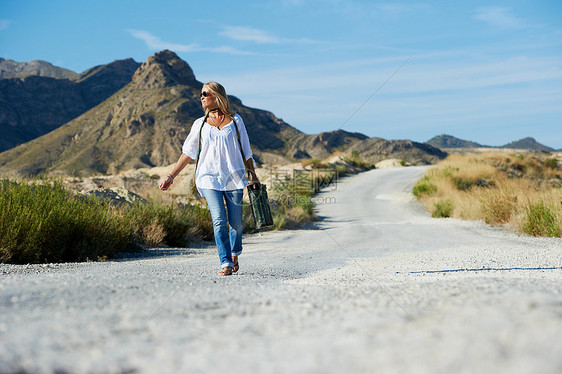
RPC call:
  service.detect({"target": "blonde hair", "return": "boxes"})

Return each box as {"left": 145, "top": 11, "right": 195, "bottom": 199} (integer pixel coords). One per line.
{"left": 204, "top": 81, "right": 234, "bottom": 116}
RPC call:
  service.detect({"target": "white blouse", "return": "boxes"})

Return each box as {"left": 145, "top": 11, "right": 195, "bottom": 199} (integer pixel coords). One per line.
{"left": 182, "top": 113, "right": 254, "bottom": 192}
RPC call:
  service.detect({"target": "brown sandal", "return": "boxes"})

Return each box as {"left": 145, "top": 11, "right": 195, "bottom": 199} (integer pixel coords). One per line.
{"left": 232, "top": 256, "right": 239, "bottom": 273}
{"left": 218, "top": 266, "right": 233, "bottom": 276}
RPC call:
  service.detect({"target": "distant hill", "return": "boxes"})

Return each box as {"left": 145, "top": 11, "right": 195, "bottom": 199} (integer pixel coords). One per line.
{"left": 501, "top": 137, "right": 555, "bottom": 152}
{"left": 351, "top": 138, "right": 446, "bottom": 165}
{"left": 0, "top": 58, "right": 77, "bottom": 79}
{"left": 426, "top": 134, "right": 555, "bottom": 152}
{"left": 0, "top": 51, "right": 447, "bottom": 176}
{"left": 426, "top": 134, "right": 483, "bottom": 149}
{"left": 0, "top": 58, "right": 141, "bottom": 152}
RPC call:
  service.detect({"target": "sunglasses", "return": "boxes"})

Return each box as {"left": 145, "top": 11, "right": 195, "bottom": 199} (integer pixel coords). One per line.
{"left": 200, "top": 91, "right": 213, "bottom": 98}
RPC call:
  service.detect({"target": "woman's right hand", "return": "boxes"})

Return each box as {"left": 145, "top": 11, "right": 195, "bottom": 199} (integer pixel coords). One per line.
{"left": 159, "top": 176, "right": 173, "bottom": 191}
{"left": 248, "top": 171, "right": 261, "bottom": 190}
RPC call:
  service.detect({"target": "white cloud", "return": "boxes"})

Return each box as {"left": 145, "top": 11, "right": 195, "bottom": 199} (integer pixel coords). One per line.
{"left": 127, "top": 29, "right": 198, "bottom": 52}
{"left": 0, "top": 19, "right": 11, "bottom": 31}
{"left": 127, "top": 29, "right": 253, "bottom": 55}
{"left": 474, "top": 7, "right": 526, "bottom": 29}
{"left": 213, "top": 53, "right": 562, "bottom": 100}
{"left": 219, "top": 25, "right": 326, "bottom": 45}
{"left": 207, "top": 50, "right": 562, "bottom": 142}
{"left": 219, "top": 26, "right": 283, "bottom": 44}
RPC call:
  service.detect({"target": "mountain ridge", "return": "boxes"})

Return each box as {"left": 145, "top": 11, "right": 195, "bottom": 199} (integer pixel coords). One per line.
{"left": 0, "top": 51, "right": 446, "bottom": 176}
{"left": 0, "top": 58, "right": 141, "bottom": 152}
{"left": 0, "top": 58, "right": 77, "bottom": 80}
{"left": 426, "top": 134, "right": 555, "bottom": 152}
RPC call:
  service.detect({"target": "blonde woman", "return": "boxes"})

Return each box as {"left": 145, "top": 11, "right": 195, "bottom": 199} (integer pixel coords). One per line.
{"left": 159, "top": 82, "right": 259, "bottom": 276}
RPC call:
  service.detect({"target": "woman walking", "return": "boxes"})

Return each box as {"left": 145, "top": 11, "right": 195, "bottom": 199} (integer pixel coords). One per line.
{"left": 159, "top": 82, "right": 260, "bottom": 276}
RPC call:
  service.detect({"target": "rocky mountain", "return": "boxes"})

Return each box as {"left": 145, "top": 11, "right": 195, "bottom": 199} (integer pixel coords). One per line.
{"left": 501, "top": 137, "right": 555, "bottom": 152}
{"left": 283, "top": 130, "right": 370, "bottom": 159}
{"left": 426, "top": 134, "right": 483, "bottom": 149}
{"left": 0, "top": 58, "right": 140, "bottom": 152}
{"left": 0, "top": 51, "right": 301, "bottom": 175}
{"left": 0, "top": 58, "right": 77, "bottom": 79}
{"left": 0, "top": 50, "right": 446, "bottom": 176}
{"left": 71, "top": 58, "right": 141, "bottom": 107}
{"left": 350, "top": 138, "right": 447, "bottom": 165}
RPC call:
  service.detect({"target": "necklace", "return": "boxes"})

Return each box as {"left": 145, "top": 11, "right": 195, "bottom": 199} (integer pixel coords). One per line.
{"left": 209, "top": 113, "right": 224, "bottom": 128}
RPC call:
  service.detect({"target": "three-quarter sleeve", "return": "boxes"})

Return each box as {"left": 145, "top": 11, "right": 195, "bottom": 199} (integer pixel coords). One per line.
{"left": 182, "top": 118, "right": 204, "bottom": 160}
{"left": 233, "top": 114, "right": 253, "bottom": 160}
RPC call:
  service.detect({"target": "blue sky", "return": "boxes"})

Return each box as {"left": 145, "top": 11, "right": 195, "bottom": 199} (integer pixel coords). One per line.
{"left": 2, "top": 0, "right": 561, "bottom": 148}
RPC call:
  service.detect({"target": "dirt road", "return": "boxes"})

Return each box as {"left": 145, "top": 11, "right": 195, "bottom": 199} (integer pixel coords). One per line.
{"left": 1, "top": 166, "right": 561, "bottom": 373}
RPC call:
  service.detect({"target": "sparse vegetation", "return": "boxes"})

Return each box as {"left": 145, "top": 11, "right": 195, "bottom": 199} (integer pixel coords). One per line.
{"left": 0, "top": 150, "right": 376, "bottom": 263}
{"left": 266, "top": 152, "right": 373, "bottom": 230}
{"left": 523, "top": 201, "right": 560, "bottom": 237}
{"left": 0, "top": 178, "right": 133, "bottom": 264}
{"left": 123, "top": 197, "right": 213, "bottom": 246}
{"left": 413, "top": 152, "right": 562, "bottom": 237}
{"left": 301, "top": 158, "right": 327, "bottom": 169}
{"left": 413, "top": 178, "right": 438, "bottom": 198}
{"left": 0, "top": 177, "right": 214, "bottom": 264}
{"left": 266, "top": 170, "right": 319, "bottom": 230}
{"left": 432, "top": 200, "right": 453, "bottom": 218}
{"left": 545, "top": 158, "right": 558, "bottom": 169}
{"left": 343, "top": 150, "right": 375, "bottom": 170}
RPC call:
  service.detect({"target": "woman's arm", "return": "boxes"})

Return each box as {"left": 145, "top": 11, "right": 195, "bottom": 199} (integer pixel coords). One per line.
{"left": 159, "top": 153, "right": 192, "bottom": 191}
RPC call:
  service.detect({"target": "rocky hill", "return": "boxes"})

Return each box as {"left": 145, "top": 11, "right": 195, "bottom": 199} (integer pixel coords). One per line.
{"left": 0, "top": 51, "right": 302, "bottom": 175}
{"left": 426, "top": 134, "right": 483, "bottom": 149}
{"left": 426, "top": 134, "right": 555, "bottom": 152}
{"left": 350, "top": 138, "right": 446, "bottom": 165}
{"left": 71, "top": 58, "right": 141, "bottom": 108}
{"left": 0, "top": 58, "right": 140, "bottom": 152}
{"left": 501, "top": 137, "right": 555, "bottom": 152}
{"left": 0, "top": 51, "right": 446, "bottom": 176}
{"left": 0, "top": 58, "right": 77, "bottom": 79}
{"left": 282, "top": 130, "right": 369, "bottom": 159}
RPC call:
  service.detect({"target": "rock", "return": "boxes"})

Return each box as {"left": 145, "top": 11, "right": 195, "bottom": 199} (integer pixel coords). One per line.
{"left": 325, "top": 155, "right": 347, "bottom": 165}
{"left": 475, "top": 179, "right": 491, "bottom": 188}
{"left": 79, "top": 187, "right": 147, "bottom": 206}
{"left": 375, "top": 159, "right": 407, "bottom": 168}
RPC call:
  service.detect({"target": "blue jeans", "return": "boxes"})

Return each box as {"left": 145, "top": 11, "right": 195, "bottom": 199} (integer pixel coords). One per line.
{"left": 200, "top": 188, "right": 244, "bottom": 268}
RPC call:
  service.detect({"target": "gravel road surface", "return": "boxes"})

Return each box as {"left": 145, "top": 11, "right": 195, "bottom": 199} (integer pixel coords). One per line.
{"left": 1, "top": 166, "right": 561, "bottom": 374}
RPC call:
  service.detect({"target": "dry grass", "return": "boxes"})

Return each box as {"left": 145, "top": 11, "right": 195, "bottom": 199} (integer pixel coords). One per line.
{"left": 414, "top": 152, "right": 562, "bottom": 237}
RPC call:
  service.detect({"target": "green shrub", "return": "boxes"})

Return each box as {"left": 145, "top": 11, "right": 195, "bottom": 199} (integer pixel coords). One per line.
{"left": 0, "top": 179, "right": 134, "bottom": 264}
{"left": 123, "top": 200, "right": 213, "bottom": 246}
{"left": 544, "top": 158, "right": 558, "bottom": 169}
{"left": 271, "top": 209, "right": 287, "bottom": 230}
{"left": 0, "top": 178, "right": 218, "bottom": 264}
{"left": 432, "top": 200, "right": 453, "bottom": 218}
{"left": 344, "top": 151, "right": 374, "bottom": 170}
{"left": 523, "top": 201, "right": 560, "bottom": 237}
{"left": 400, "top": 159, "right": 407, "bottom": 167}
{"left": 267, "top": 172, "right": 319, "bottom": 231}
{"left": 441, "top": 166, "right": 458, "bottom": 178}
{"left": 413, "top": 182, "right": 437, "bottom": 198}
{"left": 453, "top": 177, "right": 473, "bottom": 191}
